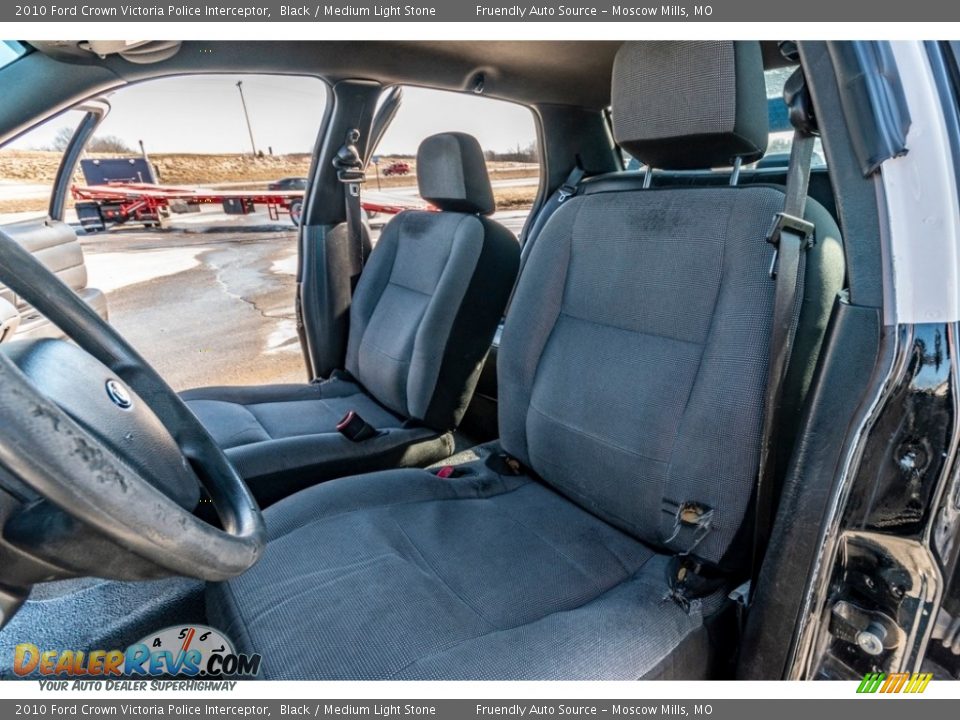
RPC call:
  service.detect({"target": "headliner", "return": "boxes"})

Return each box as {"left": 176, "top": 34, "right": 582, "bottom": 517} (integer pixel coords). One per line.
{"left": 28, "top": 40, "right": 793, "bottom": 110}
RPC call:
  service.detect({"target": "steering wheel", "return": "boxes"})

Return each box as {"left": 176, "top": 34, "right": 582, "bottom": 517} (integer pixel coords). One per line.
{"left": 0, "top": 228, "right": 265, "bottom": 613}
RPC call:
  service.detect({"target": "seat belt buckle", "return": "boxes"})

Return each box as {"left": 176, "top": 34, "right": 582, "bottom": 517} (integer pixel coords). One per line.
{"left": 435, "top": 465, "right": 469, "bottom": 479}
{"left": 765, "top": 212, "right": 815, "bottom": 278}
{"left": 557, "top": 184, "right": 577, "bottom": 203}
{"left": 336, "top": 411, "right": 380, "bottom": 442}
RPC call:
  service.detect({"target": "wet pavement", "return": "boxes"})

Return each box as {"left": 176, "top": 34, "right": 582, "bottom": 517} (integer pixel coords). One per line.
{"left": 83, "top": 228, "right": 303, "bottom": 392}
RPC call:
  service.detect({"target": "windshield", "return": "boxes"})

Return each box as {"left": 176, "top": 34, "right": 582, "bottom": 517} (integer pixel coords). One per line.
{"left": 0, "top": 41, "right": 26, "bottom": 70}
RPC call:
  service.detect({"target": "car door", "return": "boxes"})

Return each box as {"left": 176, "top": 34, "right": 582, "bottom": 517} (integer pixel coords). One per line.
{"left": 0, "top": 103, "right": 109, "bottom": 341}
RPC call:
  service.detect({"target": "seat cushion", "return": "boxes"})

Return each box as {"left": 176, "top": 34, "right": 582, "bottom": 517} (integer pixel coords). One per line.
{"left": 206, "top": 468, "right": 711, "bottom": 680}
{"left": 182, "top": 378, "right": 454, "bottom": 506}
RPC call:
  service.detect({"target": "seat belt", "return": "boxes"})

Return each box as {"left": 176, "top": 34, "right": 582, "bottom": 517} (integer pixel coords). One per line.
{"left": 519, "top": 164, "right": 585, "bottom": 263}
{"left": 505, "top": 164, "right": 585, "bottom": 312}
{"left": 332, "top": 129, "right": 367, "bottom": 283}
{"left": 748, "top": 74, "right": 818, "bottom": 603}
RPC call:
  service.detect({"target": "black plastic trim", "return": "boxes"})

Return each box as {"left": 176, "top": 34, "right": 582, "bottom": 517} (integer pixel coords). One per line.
{"left": 49, "top": 105, "right": 106, "bottom": 221}
{"left": 826, "top": 42, "right": 911, "bottom": 176}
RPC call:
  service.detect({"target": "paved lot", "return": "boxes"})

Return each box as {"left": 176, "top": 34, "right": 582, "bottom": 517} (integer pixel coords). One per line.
{"left": 81, "top": 208, "right": 529, "bottom": 393}
{"left": 83, "top": 227, "right": 304, "bottom": 392}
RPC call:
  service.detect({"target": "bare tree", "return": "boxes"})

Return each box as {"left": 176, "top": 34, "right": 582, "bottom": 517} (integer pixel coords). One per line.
{"left": 47, "top": 126, "right": 75, "bottom": 151}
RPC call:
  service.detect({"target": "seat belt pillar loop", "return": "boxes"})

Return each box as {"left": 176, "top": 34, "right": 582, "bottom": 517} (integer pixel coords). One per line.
{"left": 332, "top": 129, "right": 367, "bottom": 269}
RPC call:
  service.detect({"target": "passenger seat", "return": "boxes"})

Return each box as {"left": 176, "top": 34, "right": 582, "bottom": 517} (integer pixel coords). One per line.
{"left": 182, "top": 132, "right": 520, "bottom": 506}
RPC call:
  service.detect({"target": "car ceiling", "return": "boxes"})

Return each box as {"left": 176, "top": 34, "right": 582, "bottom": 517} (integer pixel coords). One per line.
{"left": 27, "top": 40, "right": 793, "bottom": 110}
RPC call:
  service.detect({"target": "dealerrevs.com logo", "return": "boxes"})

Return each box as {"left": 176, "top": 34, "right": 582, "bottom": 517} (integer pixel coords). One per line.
{"left": 13, "top": 625, "right": 261, "bottom": 679}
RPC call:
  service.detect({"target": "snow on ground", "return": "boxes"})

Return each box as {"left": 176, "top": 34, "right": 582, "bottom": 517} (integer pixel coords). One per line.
{"left": 85, "top": 247, "right": 205, "bottom": 294}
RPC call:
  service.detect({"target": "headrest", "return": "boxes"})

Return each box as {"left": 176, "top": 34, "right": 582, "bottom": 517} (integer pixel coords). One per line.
{"left": 611, "top": 41, "right": 769, "bottom": 170}
{"left": 416, "top": 132, "right": 495, "bottom": 215}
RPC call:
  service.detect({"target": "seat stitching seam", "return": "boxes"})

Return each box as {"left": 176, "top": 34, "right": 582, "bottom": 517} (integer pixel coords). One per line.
{"left": 557, "top": 309, "right": 707, "bottom": 349}
{"left": 519, "top": 204, "right": 579, "bottom": 459}
{"left": 214, "top": 403, "right": 271, "bottom": 446}
{"left": 267, "top": 479, "right": 534, "bottom": 542}
{"left": 384, "top": 278, "right": 433, "bottom": 297}
{"left": 386, "top": 552, "right": 670, "bottom": 679}
{"left": 358, "top": 341, "right": 414, "bottom": 365}
{"left": 493, "top": 505, "right": 608, "bottom": 596}
{"left": 392, "top": 519, "right": 495, "bottom": 626}
{"left": 238, "top": 555, "right": 397, "bottom": 626}
{"left": 526, "top": 402, "right": 670, "bottom": 465}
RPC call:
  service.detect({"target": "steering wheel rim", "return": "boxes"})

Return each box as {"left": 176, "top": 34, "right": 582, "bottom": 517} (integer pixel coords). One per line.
{"left": 0, "top": 226, "right": 265, "bottom": 582}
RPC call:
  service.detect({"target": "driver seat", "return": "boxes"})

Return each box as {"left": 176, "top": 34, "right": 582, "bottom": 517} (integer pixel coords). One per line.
{"left": 207, "top": 41, "right": 844, "bottom": 679}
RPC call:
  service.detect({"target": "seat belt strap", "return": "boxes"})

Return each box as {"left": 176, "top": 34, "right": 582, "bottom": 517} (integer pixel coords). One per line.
{"left": 749, "top": 129, "right": 817, "bottom": 601}
{"left": 506, "top": 164, "right": 585, "bottom": 312}
{"left": 332, "top": 129, "right": 367, "bottom": 282}
{"left": 520, "top": 164, "right": 585, "bottom": 251}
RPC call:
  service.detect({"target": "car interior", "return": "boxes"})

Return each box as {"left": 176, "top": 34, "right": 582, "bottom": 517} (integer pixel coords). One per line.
{"left": 0, "top": 39, "right": 899, "bottom": 680}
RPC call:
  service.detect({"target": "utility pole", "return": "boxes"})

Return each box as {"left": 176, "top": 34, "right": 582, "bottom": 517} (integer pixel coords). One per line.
{"left": 236, "top": 81, "right": 258, "bottom": 156}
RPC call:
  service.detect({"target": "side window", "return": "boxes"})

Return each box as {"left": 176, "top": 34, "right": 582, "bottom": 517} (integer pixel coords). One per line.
{"left": 367, "top": 86, "right": 540, "bottom": 239}
{"left": 2, "top": 74, "right": 327, "bottom": 391}
{"left": 0, "top": 109, "right": 86, "bottom": 224}
{"left": 84, "top": 74, "right": 326, "bottom": 392}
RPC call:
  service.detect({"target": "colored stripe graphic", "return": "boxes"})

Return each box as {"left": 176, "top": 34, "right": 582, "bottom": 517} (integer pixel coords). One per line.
{"left": 857, "top": 672, "right": 885, "bottom": 693}
{"left": 858, "top": 672, "right": 932, "bottom": 694}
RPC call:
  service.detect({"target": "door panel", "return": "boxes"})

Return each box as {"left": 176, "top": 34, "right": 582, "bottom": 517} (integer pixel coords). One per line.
{"left": 0, "top": 218, "right": 107, "bottom": 337}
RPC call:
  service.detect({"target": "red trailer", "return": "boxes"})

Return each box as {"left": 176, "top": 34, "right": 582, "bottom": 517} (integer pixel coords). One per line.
{"left": 70, "top": 182, "right": 427, "bottom": 233}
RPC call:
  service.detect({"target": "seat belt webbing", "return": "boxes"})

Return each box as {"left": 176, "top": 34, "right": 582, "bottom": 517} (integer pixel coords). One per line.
{"left": 519, "top": 164, "right": 585, "bottom": 257}
{"left": 505, "top": 164, "right": 585, "bottom": 313}
{"left": 749, "top": 129, "right": 817, "bottom": 600}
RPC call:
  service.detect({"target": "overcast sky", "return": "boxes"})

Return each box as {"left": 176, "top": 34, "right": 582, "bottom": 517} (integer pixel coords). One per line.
{"left": 11, "top": 74, "right": 537, "bottom": 157}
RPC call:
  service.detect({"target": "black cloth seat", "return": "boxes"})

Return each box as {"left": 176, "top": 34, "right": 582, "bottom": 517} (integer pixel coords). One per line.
{"left": 183, "top": 132, "right": 520, "bottom": 505}
{"left": 207, "top": 467, "right": 712, "bottom": 680}
{"left": 208, "top": 41, "right": 845, "bottom": 679}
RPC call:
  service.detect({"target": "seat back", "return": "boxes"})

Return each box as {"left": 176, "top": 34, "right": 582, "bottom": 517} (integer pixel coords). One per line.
{"left": 346, "top": 132, "right": 519, "bottom": 431}
{"left": 498, "top": 41, "right": 844, "bottom": 571}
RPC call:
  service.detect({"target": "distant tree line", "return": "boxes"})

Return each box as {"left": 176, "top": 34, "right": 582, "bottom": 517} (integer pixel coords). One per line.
{"left": 386, "top": 141, "right": 538, "bottom": 164}
{"left": 47, "top": 126, "right": 134, "bottom": 154}
{"left": 484, "top": 141, "right": 538, "bottom": 163}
